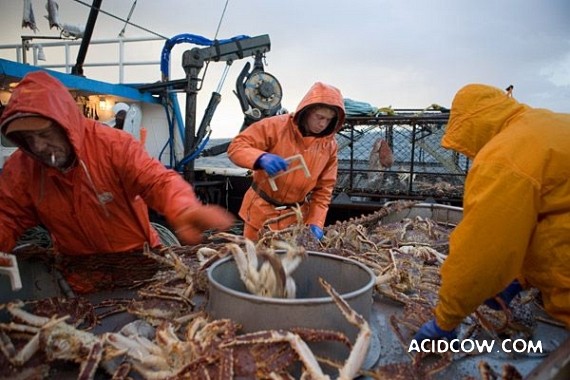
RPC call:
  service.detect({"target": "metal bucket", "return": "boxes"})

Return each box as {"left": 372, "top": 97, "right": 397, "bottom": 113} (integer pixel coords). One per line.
{"left": 380, "top": 202, "right": 463, "bottom": 226}
{"left": 207, "top": 251, "right": 379, "bottom": 371}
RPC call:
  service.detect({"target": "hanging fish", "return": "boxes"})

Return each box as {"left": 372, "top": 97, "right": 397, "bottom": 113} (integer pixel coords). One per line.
{"left": 60, "top": 23, "right": 85, "bottom": 39}
{"left": 22, "top": 0, "right": 39, "bottom": 32}
{"left": 45, "top": 0, "right": 61, "bottom": 29}
{"left": 367, "top": 138, "right": 394, "bottom": 188}
{"left": 369, "top": 138, "right": 394, "bottom": 170}
{"left": 378, "top": 139, "right": 394, "bottom": 169}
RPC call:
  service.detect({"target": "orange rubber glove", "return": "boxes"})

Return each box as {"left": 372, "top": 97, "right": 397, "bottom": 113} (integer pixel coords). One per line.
{"left": 172, "top": 205, "right": 235, "bottom": 245}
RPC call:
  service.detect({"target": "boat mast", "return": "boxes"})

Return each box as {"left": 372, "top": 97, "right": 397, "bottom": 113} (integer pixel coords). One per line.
{"left": 72, "top": 0, "right": 103, "bottom": 77}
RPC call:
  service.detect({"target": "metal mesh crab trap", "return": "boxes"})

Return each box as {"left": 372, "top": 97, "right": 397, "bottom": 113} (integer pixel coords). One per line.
{"left": 335, "top": 108, "right": 469, "bottom": 205}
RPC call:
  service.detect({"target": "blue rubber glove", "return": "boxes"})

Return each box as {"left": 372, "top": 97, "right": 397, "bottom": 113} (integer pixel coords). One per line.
{"left": 484, "top": 280, "right": 523, "bottom": 310}
{"left": 256, "top": 153, "right": 288, "bottom": 176}
{"left": 413, "top": 319, "right": 457, "bottom": 343}
{"left": 309, "top": 224, "right": 324, "bottom": 240}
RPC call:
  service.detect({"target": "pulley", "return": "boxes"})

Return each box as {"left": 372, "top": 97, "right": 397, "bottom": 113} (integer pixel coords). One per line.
{"left": 243, "top": 71, "right": 282, "bottom": 115}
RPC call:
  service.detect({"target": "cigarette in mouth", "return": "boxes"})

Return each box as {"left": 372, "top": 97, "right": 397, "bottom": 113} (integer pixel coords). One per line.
{"left": 51, "top": 153, "right": 55, "bottom": 166}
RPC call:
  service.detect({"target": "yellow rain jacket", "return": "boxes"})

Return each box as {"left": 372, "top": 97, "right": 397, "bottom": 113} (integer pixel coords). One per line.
{"left": 227, "top": 82, "right": 345, "bottom": 237}
{"left": 436, "top": 84, "right": 570, "bottom": 329}
{"left": 0, "top": 71, "right": 201, "bottom": 256}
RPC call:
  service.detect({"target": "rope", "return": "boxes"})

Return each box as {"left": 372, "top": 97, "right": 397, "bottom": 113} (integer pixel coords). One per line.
{"left": 71, "top": 0, "right": 168, "bottom": 39}
{"left": 15, "top": 226, "right": 52, "bottom": 249}
{"left": 151, "top": 222, "right": 180, "bottom": 247}
{"left": 13, "top": 223, "right": 180, "bottom": 251}
{"left": 213, "top": 0, "right": 230, "bottom": 40}
{"left": 118, "top": 0, "right": 138, "bottom": 37}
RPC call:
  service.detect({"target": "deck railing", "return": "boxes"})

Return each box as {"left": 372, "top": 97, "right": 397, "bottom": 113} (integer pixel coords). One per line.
{"left": 0, "top": 36, "right": 164, "bottom": 83}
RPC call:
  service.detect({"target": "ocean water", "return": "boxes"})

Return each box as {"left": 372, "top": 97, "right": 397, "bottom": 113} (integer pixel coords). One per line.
{"left": 194, "top": 138, "right": 239, "bottom": 169}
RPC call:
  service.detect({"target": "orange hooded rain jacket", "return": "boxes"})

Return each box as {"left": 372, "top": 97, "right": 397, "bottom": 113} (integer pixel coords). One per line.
{"left": 227, "top": 82, "right": 345, "bottom": 237}
{"left": 435, "top": 84, "right": 570, "bottom": 329}
{"left": 0, "top": 71, "right": 201, "bottom": 255}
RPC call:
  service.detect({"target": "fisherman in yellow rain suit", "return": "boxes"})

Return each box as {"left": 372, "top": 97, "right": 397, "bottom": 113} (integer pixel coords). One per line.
{"left": 415, "top": 84, "right": 570, "bottom": 342}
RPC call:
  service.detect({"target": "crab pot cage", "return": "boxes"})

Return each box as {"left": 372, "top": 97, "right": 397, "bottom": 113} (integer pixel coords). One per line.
{"left": 335, "top": 109, "right": 469, "bottom": 205}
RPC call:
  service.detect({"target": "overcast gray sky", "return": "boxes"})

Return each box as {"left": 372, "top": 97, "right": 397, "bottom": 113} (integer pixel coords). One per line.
{"left": 1, "top": 0, "right": 569, "bottom": 138}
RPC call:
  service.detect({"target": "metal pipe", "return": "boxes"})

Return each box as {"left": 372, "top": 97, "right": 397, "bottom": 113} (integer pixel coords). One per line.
{"left": 181, "top": 47, "right": 204, "bottom": 181}
{"left": 72, "top": 0, "right": 103, "bottom": 76}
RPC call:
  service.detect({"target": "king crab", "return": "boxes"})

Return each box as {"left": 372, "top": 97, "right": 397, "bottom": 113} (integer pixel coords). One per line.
{"left": 214, "top": 232, "right": 307, "bottom": 299}
{"left": 0, "top": 300, "right": 111, "bottom": 379}
{"left": 103, "top": 277, "right": 371, "bottom": 379}
{"left": 0, "top": 278, "right": 370, "bottom": 379}
{"left": 387, "top": 300, "right": 454, "bottom": 378}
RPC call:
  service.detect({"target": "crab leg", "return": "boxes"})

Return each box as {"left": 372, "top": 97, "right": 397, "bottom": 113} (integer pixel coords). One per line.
{"left": 319, "top": 278, "right": 371, "bottom": 380}
{"left": 258, "top": 250, "right": 286, "bottom": 297}
{"left": 11, "top": 331, "right": 41, "bottom": 366}
{"left": 7, "top": 301, "right": 50, "bottom": 326}
{"left": 0, "top": 329, "right": 16, "bottom": 360}
{"left": 227, "top": 243, "right": 261, "bottom": 295}
{"left": 223, "top": 330, "right": 328, "bottom": 379}
{"left": 78, "top": 341, "right": 104, "bottom": 380}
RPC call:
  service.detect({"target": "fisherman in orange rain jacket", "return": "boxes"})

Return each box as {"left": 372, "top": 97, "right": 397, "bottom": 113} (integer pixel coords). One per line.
{"left": 414, "top": 84, "right": 570, "bottom": 343}
{"left": 0, "top": 71, "right": 234, "bottom": 293}
{"left": 227, "top": 82, "right": 346, "bottom": 241}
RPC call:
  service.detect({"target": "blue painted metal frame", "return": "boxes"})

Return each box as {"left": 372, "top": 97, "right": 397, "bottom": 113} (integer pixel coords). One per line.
{"left": 0, "top": 58, "right": 160, "bottom": 104}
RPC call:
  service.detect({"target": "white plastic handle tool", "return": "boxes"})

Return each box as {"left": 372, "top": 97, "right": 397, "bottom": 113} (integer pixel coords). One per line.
{"left": 0, "top": 252, "right": 22, "bottom": 291}
{"left": 267, "top": 154, "right": 311, "bottom": 191}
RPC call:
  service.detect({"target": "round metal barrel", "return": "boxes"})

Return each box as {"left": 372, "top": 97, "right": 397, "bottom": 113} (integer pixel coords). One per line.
{"left": 380, "top": 202, "right": 463, "bottom": 226}
{"left": 207, "top": 251, "right": 379, "bottom": 371}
